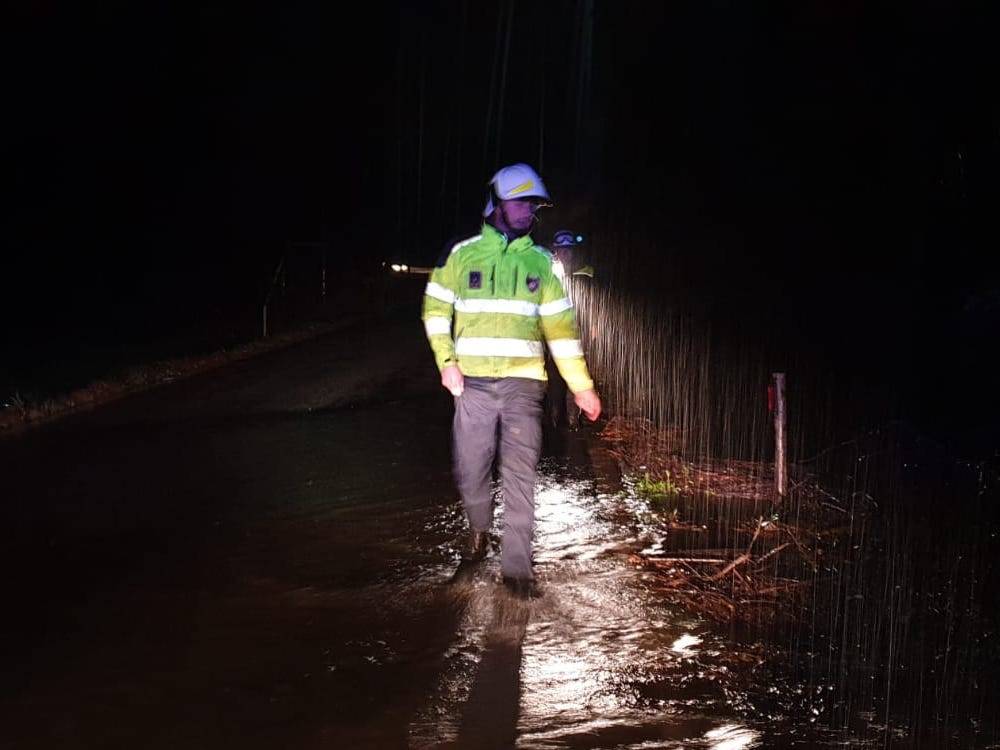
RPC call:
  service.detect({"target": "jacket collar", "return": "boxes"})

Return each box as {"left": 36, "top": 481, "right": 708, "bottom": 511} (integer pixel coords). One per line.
{"left": 481, "top": 222, "right": 535, "bottom": 253}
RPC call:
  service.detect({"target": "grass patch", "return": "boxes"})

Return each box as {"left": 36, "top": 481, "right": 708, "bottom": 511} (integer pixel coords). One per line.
{"left": 635, "top": 471, "right": 681, "bottom": 498}
{"left": 635, "top": 471, "right": 683, "bottom": 512}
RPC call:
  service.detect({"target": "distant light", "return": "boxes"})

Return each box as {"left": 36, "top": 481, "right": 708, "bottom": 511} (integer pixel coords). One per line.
{"left": 400, "top": 264, "right": 409, "bottom": 272}
{"left": 390, "top": 264, "right": 402, "bottom": 272}
{"left": 576, "top": 235, "right": 583, "bottom": 243}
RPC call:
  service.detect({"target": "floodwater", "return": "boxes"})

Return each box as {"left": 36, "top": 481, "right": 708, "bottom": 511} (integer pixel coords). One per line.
{"left": 1, "top": 316, "right": 997, "bottom": 748}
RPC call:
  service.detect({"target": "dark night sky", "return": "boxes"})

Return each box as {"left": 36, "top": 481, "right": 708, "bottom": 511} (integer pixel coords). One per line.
{"left": 6, "top": 2, "right": 999, "bottom": 442}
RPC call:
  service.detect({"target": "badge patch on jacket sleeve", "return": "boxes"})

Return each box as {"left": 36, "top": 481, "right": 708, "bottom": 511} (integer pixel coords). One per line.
{"left": 526, "top": 275, "right": 540, "bottom": 293}
{"left": 469, "top": 270, "right": 482, "bottom": 289}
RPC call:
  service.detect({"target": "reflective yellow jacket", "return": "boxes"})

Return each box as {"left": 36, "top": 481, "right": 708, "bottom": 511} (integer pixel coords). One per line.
{"left": 422, "top": 224, "right": 594, "bottom": 393}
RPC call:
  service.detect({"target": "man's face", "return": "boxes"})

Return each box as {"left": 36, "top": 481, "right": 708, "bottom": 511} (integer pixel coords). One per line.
{"left": 498, "top": 198, "right": 539, "bottom": 233}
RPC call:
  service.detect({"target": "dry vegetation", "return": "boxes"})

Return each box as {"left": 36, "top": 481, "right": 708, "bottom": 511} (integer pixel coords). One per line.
{"left": 599, "top": 415, "right": 853, "bottom": 623}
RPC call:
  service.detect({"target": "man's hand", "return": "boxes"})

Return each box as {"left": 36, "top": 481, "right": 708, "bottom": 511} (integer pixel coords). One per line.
{"left": 574, "top": 389, "right": 602, "bottom": 421}
{"left": 441, "top": 365, "right": 464, "bottom": 397}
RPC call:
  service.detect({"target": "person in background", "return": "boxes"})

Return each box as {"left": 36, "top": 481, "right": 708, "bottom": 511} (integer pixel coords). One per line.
{"left": 545, "top": 229, "right": 596, "bottom": 429}
{"left": 550, "top": 229, "right": 594, "bottom": 280}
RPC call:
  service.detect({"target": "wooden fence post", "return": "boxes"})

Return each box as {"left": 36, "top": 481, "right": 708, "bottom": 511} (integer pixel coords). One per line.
{"left": 772, "top": 372, "right": 787, "bottom": 499}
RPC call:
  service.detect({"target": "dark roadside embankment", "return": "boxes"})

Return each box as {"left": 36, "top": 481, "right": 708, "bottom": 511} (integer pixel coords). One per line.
{"left": 1, "top": 264, "right": 407, "bottom": 434}
{"left": 0, "top": 320, "right": 350, "bottom": 433}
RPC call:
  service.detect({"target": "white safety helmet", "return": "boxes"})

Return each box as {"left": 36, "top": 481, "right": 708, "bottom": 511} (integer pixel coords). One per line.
{"left": 482, "top": 163, "right": 552, "bottom": 217}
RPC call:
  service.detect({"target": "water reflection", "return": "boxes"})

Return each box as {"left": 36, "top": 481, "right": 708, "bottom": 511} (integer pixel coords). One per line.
{"left": 670, "top": 633, "right": 702, "bottom": 657}
{"left": 413, "top": 445, "right": 753, "bottom": 748}
{"left": 407, "top": 425, "right": 998, "bottom": 748}
{"left": 456, "top": 597, "right": 528, "bottom": 749}
{"left": 705, "top": 724, "right": 760, "bottom": 750}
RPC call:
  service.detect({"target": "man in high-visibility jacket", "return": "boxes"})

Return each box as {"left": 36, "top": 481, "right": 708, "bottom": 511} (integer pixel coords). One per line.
{"left": 422, "top": 163, "right": 601, "bottom": 597}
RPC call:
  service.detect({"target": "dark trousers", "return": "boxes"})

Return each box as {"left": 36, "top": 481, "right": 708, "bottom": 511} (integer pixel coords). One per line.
{"left": 453, "top": 377, "right": 545, "bottom": 579}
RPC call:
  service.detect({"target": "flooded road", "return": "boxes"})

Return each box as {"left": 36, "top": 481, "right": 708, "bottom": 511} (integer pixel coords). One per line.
{"left": 2, "top": 315, "right": 997, "bottom": 748}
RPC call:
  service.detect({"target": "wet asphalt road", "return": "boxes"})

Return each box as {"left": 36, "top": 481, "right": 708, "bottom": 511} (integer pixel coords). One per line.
{"left": 0, "top": 314, "right": 764, "bottom": 749}
{"left": 1, "top": 315, "right": 448, "bottom": 747}
{"left": 2, "top": 311, "right": 997, "bottom": 749}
